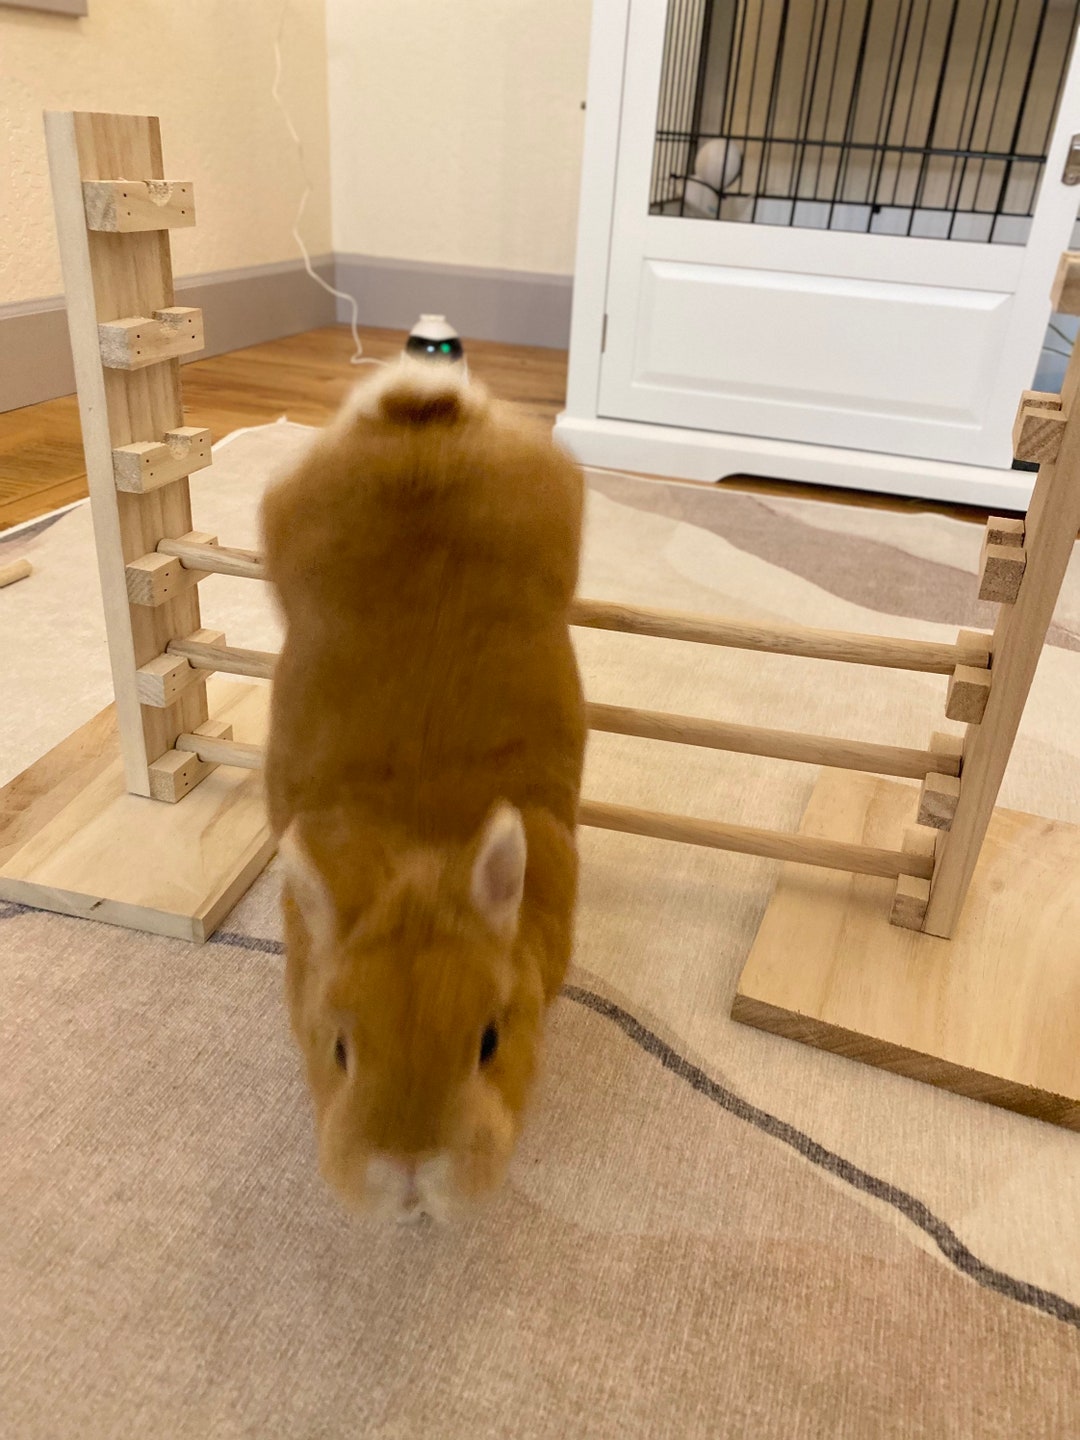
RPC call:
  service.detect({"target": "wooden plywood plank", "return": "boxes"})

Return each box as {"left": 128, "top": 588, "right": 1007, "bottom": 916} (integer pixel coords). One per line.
{"left": 44, "top": 110, "right": 152, "bottom": 792}
{"left": 733, "top": 770, "right": 1080, "bottom": 1129}
{"left": 925, "top": 331, "right": 1080, "bottom": 936}
{"left": 0, "top": 679, "right": 273, "bottom": 943}
{"left": 44, "top": 110, "right": 215, "bottom": 793}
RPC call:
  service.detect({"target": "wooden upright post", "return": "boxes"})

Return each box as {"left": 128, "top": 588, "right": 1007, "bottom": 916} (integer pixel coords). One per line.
{"left": 44, "top": 111, "right": 222, "bottom": 801}
{"left": 922, "top": 252, "right": 1080, "bottom": 937}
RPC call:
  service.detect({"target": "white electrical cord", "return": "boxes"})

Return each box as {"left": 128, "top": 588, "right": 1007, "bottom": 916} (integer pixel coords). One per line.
{"left": 272, "top": 2, "right": 380, "bottom": 367}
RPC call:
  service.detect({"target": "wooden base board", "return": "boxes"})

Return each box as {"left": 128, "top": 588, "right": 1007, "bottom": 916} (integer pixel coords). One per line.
{"left": 733, "top": 770, "right": 1080, "bottom": 1129}
{"left": 0, "top": 678, "right": 273, "bottom": 942}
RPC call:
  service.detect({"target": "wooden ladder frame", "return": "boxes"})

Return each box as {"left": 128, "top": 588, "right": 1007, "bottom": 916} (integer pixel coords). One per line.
{"left": 2, "top": 111, "right": 1078, "bottom": 1124}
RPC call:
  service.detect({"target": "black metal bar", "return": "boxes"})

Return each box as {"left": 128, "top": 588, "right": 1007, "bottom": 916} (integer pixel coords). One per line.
{"left": 758, "top": 0, "right": 794, "bottom": 202}
{"left": 740, "top": 0, "right": 771, "bottom": 205}
{"left": 689, "top": 0, "right": 718, "bottom": 159}
{"left": 790, "top": 0, "right": 828, "bottom": 207}
{"left": 827, "top": 0, "right": 880, "bottom": 229}
{"left": 722, "top": 0, "right": 751, "bottom": 140}
{"left": 955, "top": 0, "right": 1008, "bottom": 230}
{"left": 990, "top": 0, "right": 1051, "bottom": 235}
{"left": 890, "top": 0, "right": 933, "bottom": 208}
{"left": 654, "top": 131, "right": 1049, "bottom": 165}
{"left": 665, "top": 0, "right": 688, "bottom": 215}
{"left": 677, "top": 0, "right": 699, "bottom": 216}
{"left": 870, "top": 0, "right": 918, "bottom": 214}
{"left": 972, "top": 0, "right": 1021, "bottom": 222}
{"left": 811, "top": 0, "right": 848, "bottom": 201}
{"left": 943, "top": 0, "right": 994, "bottom": 235}
{"left": 650, "top": 0, "right": 676, "bottom": 206}
{"left": 865, "top": 0, "right": 911, "bottom": 211}
{"left": 906, "top": 0, "right": 963, "bottom": 236}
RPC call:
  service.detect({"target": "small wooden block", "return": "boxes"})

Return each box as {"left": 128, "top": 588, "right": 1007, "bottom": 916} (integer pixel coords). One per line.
{"left": 985, "top": 515, "right": 1024, "bottom": 549}
{"left": 147, "top": 749, "right": 207, "bottom": 803}
{"left": 125, "top": 532, "right": 216, "bottom": 607}
{"left": 978, "top": 537, "right": 1026, "bottom": 605}
{"left": 126, "top": 554, "right": 184, "bottom": 607}
{"left": 946, "top": 665, "right": 992, "bottom": 724}
{"left": 136, "top": 654, "right": 197, "bottom": 708}
{"left": 98, "top": 308, "right": 204, "bottom": 370}
{"left": 0, "top": 558, "right": 32, "bottom": 589}
{"left": 954, "top": 628, "right": 991, "bottom": 671}
{"left": 136, "top": 627, "right": 223, "bottom": 706}
{"left": 1012, "top": 391, "right": 1066, "bottom": 465}
{"left": 918, "top": 772, "right": 962, "bottom": 830}
{"left": 112, "top": 426, "right": 211, "bottom": 493}
{"left": 890, "top": 874, "right": 932, "bottom": 931}
{"left": 147, "top": 718, "right": 234, "bottom": 804}
{"left": 929, "top": 730, "right": 965, "bottom": 770}
{"left": 82, "top": 179, "right": 195, "bottom": 233}
{"left": 1051, "top": 251, "right": 1080, "bottom": 316}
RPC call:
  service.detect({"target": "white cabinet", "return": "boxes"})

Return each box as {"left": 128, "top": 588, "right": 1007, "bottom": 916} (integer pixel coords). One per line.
{"left": 557, "top": 0, "right": 1080, "bottom": 507}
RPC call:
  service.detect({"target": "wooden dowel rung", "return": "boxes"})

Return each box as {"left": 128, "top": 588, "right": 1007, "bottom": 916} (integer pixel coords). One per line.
{"left": 175, "top": 733, "right": 264, "bottom": 770}
{"left": 157, "top": 735, "right": 931, "bottom": 882}
{"left": 587, "top": 702, "right": 958, "bottom": 780}
{"left": 157, "top": 536, "right": 264, "bottom": 579}
{"left": 0, "top": 558, "right": 32, "bottom": 589}
{"left": 579, "top": 799, "right": 932, "bottom": 879}
{"left": 569, "top": 598, "right": 983, "bottom": 674}
{"left": 166, "top": 637, "right": 275, "bottom": 680}
{"left": 163, "top": 644, "right": 959, "bottom": 785}
{"left": 150, "top": 539, "right": 978, "bottom": 676}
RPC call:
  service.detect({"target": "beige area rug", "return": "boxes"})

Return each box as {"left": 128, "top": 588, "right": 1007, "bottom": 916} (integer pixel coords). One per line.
{"left": 2, "top": 423, "right": 1079, "bottom": 1438}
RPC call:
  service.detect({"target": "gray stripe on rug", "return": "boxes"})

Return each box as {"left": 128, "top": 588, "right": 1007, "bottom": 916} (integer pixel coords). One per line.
{"left": 199, "top": 923, "right": 1078, "bottom": 1331}
{"left": 3, "top": 906, "right": 1071, "bottom": 1328}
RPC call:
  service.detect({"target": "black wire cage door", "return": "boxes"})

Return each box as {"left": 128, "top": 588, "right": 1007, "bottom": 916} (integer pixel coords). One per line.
{"left": 651, "top": 0, "right": 1080, "bottom": 244}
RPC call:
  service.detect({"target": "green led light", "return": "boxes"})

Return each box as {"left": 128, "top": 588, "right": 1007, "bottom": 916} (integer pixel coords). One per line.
{"left": 440, "top": 342, "right": 452, "bottom": 353}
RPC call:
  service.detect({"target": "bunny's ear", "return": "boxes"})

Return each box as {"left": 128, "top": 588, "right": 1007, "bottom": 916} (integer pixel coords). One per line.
{"left": 470, "top": 804, "right": 527, "bottom": 934}
{"left": 279, "top": 821, "right": 339, "bottom": 954}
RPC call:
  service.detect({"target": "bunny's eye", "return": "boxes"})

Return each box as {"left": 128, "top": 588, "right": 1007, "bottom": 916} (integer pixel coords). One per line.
{"left": 334, "top": 1034, "right": 348, "bottom": 1072}
{"left": 479, "top": 1023, "right": 499, "bottom": 1067}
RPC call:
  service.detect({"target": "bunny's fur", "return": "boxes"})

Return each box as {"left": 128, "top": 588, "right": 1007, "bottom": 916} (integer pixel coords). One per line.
{"left": 261, "top": 359, "right": 586, "bottom": 1220}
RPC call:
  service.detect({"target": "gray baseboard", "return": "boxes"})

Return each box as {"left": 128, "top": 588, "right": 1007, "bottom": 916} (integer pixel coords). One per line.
{"left": 0, "top": 255, "right": 336, "bottom": 414}
{"left": 0, "top": 304, "right": 76, "bottom": 413}
{"left": 1, "top": 252, "right": 571, "bottom": 414}
{"left": 333, "top": 254, "right": 572, "bottom": 351}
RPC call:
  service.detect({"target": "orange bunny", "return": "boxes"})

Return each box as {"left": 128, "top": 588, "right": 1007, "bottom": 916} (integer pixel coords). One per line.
{"left": 261, "top": 359, "right": 586, "bottom": 1221}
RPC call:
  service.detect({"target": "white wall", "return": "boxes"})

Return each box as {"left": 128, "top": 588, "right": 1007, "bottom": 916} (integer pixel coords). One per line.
{"left": 0, "top": 0, "right": 332, "bottom": 307}
{"left": 326, "top": 0, "right": 591, "bottom": 275}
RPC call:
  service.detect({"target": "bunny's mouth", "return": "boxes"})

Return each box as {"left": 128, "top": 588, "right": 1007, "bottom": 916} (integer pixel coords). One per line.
{"left": 360, "top": 1151, "right": 462, "bottom": 1224}
{"left": 396, "top": 1204, "right": 431, "bottom": 1226}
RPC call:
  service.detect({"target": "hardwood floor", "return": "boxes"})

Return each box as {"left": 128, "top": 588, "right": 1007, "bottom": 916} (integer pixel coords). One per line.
{"left": 0, "top": 324, "right": 988, "bottom": 532}
{"left": 0, "top": 327, "right": 569, "bottom": 532}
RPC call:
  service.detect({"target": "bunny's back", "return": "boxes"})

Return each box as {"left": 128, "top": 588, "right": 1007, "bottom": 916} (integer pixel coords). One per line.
{"left": 262, "top": 362, "right": 587, "bottom": 863}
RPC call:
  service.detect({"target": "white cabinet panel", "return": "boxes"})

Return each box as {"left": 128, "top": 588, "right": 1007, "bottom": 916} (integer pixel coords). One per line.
{"left": 601, "top": 260, "right": 1013, "bottom": 460}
